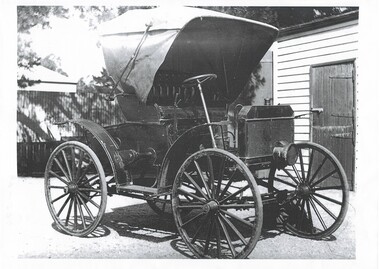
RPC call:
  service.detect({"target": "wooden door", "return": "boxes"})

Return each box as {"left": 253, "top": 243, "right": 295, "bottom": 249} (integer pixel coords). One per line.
{"left": 310, "top": 61, "right": 355, "bottom": 190}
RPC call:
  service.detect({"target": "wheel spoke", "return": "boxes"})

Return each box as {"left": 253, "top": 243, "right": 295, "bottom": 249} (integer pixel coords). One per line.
{"left": 306, "top": 198, "right": 314, "bottom": 233}
{"left": 310, "top": 195, "right": 337, "bottom": 220}
{"left": 292, "top": 165, "right": 303, "bottom": 183}
{"left": 312, "top": 192, "right": 342, "bottom": 205}
{"left": 62, "top": 150, "right": 73, "bottom": 182}
{"left": 49, "top": 170, "right": 69, "bottom": 185}
{"left": 190, "top": 214, "right": 210, "bottom": 244}
{"left": 180, "top": 211, "right": 205, "bottom": 228}
{"left": 73, "top": 195, "right": 78, "bottom": 230}
{"left": 178, "top": 188, "right": 206, "bottom": 204}
{"left": 75, "top": 150, "right": 84, "bottom": 182}
{"left": 215, "top": 156, "right": 225, "bottom": 199}
{"left": 215, "top": 218, "right": 222, "bottom": 258}
{"left": 65, "top": 196, "right": 74, "bottom": 226}
{"left": 182, "top": 182, "right": 197, "bottom": 191}
{"left": 311, "top": 169, "right": 338, "bottom": 188}
{"left": 298, "top": 148, "right": 306, "bottom": 182}
{"left": 306, "top": 148, "right": 314, "bottom": 182}
{"left": 89, "top": 192, "right": 100, "bottom": 199}
{"left": 194, "top": 160, "right": 212, "bottom": 198}
{"left": 313, "top": 185, "right": 343, "bottom": 191}
{"left": 48, "top": 185, "right": 67, "bottom": 190}
{"left": 53, "top": 157, "right": 71, "bottom": 183}
{"left": 309, "top": 156, "right": 327, "bottom": 185}
{"left": 206, "top": 155, "right": 215, "bottom": 198}
{"left": 218, "top": 169, "right": 237, "bottom": 199}
{"left": 309, "top": 197, "right": 327, "bottom": 230}
{"left": 203, "top": 216, "right": 214, "bottom": 255}
{"left": 77, "top": 191, "right": 100, "bottom": 209}
{"left": 182, "top": 192, "right": 196, "bottom": 203}
{"left": 220, "top": 213, "right": 248, "bottom": 245}
{"left": 51, "top": 192, "right": 69, "bottom": 204}
{"left": 219, "top": 185, "right": 249, "bottom": 204}
{"left": 71, "top": 147, "right": 76, "bottom": 181}
{"left": 77, "top": 193, "right": 95, "bottom": 221}
{"left": 78, "top": 175, "right": 99, "bottom": 187}
{"left": 184, "top": 172, "right": 208, "bottom": 200}
{"left": 282, "top": 168, "right": 300, "bottom": 185}
{"left": 76, "top": 196, "right": 87, "bottom": 229}
{"left": 218, "top": 215, "right": 236, "bottom": 258}
{"left": 272, "top": 176, "right": 297, "bottom": 188}
{"left": 220, "top": 209, "right": 254, "bottom": 228}
{"left": 57, "top": 195, "right": 71, "bottom": 217}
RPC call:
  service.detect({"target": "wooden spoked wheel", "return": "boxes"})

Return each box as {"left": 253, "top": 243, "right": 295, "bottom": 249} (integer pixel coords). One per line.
{"left": 270, "top": 142, "right": 349, "bottom": 239}
{"left": 172, "top": 149, "right": 263, "bottom": 259}
{"left": 44, "top": 141, "right": 107, "bottom": 237}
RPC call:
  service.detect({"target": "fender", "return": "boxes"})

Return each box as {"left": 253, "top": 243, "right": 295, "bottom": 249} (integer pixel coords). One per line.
{"left": 157, "top": 123, "right": 225, "bottom": 189}
{"left": 64, "top": 119, "right": 128, "bottom": 186}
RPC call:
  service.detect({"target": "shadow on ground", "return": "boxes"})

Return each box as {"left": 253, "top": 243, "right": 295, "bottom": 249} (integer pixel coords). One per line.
{"left": 51, "top": 201, "right": 335, "bottom": 258}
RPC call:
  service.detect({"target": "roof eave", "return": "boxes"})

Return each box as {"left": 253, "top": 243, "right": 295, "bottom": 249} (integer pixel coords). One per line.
{"left": 278, "top": 10, "right": 358, "bottom": 38}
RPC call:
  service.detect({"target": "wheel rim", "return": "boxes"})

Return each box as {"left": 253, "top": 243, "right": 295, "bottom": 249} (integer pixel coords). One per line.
{"left": 172, "top": 149, "right": 263, "bottom": 259}
{"left": 44, "top": 141, "right": 107, "bottom": 237}
{"left": 271, "top": 142, "right": 349, "bottom": 239}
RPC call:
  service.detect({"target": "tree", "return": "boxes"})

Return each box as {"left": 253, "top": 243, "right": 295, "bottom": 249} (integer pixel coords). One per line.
{"left": 17, "top": 6, "right": 71, "bottom": 87}
{"left": 199, "top": 6, "right": 358, "bottom": 28}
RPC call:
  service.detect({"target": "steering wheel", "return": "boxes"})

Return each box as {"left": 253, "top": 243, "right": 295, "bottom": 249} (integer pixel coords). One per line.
{"left": 182, "top": 74, "right": 217, "bottom": 88}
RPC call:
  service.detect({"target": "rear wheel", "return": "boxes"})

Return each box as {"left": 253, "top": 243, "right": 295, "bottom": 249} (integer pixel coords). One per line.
{"left": 270, "top": 142, "right": 349, "bottom": 239}
{"left": 172, "top": 148, "right": 263, "bottom": 259}
{"left": 44, "top": 141, "right": 107, "bottom": 237}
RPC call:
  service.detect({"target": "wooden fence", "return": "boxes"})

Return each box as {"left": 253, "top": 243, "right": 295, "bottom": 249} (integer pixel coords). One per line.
{"left": 17, "top": 90, "right": 125, "bottom": 142}
{"left": 17, "top": 90, "right": 125, "bottom": 176}
{"left": 17, "top": 141, "right": 63, "bottom": 176}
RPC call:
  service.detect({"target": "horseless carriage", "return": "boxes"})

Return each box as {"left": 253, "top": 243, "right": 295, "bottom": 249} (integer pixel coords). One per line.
{"left": 44, "top": 7, "right": 349, "bottom": 259}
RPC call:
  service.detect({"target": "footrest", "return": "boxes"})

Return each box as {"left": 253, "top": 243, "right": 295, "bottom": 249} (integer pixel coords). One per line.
{"left": 117, "top": 184, "right": 158, "bottom": 195}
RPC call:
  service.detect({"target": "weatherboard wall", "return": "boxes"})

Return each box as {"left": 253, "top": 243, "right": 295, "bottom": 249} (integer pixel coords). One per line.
{"left": 273, "top": 18, "right": 359, "bottom": 143}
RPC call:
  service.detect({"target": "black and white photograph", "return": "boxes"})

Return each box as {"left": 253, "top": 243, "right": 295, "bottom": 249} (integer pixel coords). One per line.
{"left": 0, "top": 0, "right": 378, "bottom": 268}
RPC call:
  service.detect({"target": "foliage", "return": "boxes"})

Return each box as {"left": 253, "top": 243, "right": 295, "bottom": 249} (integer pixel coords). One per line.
{"left": 17, "top": 6, "right": 69, "bottom": 33}
{"left": 200, "top": 6, "right": 358, "bottom": 28}
{"left": 274, "top": 7, "right": 358, "bottom": 28}
{"left": 17, "top": 6, "right": 71, "bottom": 86}
{"left": 41, "top": 54, "right": 68, "bottom": 77}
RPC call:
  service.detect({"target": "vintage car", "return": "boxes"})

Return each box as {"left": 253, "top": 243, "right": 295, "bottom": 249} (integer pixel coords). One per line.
{"left": 44, "top": 6, "right": 349, "bottom": 259}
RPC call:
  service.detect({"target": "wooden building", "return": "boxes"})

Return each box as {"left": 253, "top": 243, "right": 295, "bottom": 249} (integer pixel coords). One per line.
{"left": 272, "top": 10, "right": 359, "bottom": 189}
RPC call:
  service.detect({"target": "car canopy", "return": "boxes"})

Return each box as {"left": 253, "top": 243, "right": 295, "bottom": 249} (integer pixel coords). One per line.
{"left": 99, "top": 6, "right": 278, "bottom": 104}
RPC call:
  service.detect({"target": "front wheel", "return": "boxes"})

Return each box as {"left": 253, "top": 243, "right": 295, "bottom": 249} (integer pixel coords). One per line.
{"left": 44, "top": 141, "right": 107, "bottom": 237}
{"left": 270, "top": 142, "right": 349, "bottom": 239}
{"left": 172, "top": 148, "right": 263, "bottom": 259}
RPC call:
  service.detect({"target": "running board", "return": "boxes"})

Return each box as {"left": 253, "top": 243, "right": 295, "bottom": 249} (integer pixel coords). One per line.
{"left": 117, "top": 184, "right": 158, "bottom": 195}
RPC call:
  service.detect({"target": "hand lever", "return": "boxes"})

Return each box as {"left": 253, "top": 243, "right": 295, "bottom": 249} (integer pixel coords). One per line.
{"left": 195, "top": 81, "right": 217, "bottom": 148}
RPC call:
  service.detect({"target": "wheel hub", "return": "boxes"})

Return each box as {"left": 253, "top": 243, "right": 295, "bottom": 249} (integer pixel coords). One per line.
{"left": 297, "top": 183, "right": 311, "bottom": 197}
{"left": 203, "top": 200, "right": 219, "bottom": 214}
{"left": 67, "top": 182, "right": 78, "bottom": 194}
